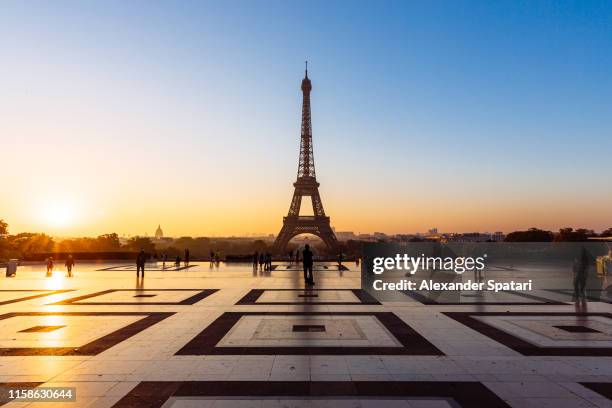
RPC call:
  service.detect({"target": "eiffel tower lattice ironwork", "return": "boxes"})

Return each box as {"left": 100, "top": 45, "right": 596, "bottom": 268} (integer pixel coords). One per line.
{"left": 273, "top": 64, "right": 339, "bottom": 253}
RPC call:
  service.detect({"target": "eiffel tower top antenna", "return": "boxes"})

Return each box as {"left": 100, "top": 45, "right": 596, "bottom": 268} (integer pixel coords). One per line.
{"left": 305, "top": 60, "right": 308, "bottom": 78}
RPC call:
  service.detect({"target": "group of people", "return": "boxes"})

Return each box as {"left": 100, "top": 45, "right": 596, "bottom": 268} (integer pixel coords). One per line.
{"left": 286, "top": 250, "right": 301, "bottom": 265}
{"left": 150, "top": 249, "right": 191, "bottom": 269}
{"left": 252, "top": 245, "right": 315, "bottom": 286}
{"left": 253, "top": 251, "right": 273, "bottom": 271}
{"left": 136, "top": 248, "right": 194, "bottom": 277}
{"left": 44, "top": 255, "right": 75, "bottom": 277}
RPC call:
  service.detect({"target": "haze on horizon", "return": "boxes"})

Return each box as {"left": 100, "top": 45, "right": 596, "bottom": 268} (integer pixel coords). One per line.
{"left": 1, "top": 1, "right": 611, "bottom": 238}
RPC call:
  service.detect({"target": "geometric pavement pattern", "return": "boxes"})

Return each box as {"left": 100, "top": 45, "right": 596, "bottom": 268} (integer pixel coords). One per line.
{"left": 0, "top": 262, "right": 610, "bottom": 408}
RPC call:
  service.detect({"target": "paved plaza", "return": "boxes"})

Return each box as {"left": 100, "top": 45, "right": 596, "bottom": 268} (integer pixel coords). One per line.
{"left": 0, "top": 262, "right": 611, "bottom": 407}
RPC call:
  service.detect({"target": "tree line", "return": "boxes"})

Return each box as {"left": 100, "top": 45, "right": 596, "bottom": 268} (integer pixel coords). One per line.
{"left": 504, "top": 227, "right": 612, "bottom": 242}
{"left": 1, "top": 219, "right": 610, "bottom": 261}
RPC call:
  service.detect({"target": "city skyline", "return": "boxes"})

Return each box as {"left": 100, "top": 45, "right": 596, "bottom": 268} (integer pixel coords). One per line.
{"left": 2, "top": 1, "right": 611, "bottom": 237}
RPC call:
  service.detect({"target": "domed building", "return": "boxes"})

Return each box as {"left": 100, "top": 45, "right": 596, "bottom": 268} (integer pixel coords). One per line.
{"left": 154, "top": 224, "right": 164, "bottom": 240}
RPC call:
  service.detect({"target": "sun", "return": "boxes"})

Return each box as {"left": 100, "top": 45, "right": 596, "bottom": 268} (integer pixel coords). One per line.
{"left": 40, "top": 200, "right": 78, "bottom": 228}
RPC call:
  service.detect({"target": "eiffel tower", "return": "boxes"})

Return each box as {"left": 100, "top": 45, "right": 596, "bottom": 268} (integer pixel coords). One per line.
{"left": 273, "top": 63, "right": 339, "bottom": 253}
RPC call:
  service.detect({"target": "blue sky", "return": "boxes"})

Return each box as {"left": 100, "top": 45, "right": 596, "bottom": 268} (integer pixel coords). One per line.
{"left": 1, "top": 1, "right": 611, "bottom": 236}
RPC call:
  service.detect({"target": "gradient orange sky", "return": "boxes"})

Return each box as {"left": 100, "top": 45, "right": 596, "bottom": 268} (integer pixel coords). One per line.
{"left": 2, "top": 2, "right": 611, "bottom": 237}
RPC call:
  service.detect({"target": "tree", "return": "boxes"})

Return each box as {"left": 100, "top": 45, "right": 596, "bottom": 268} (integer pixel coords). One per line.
{"left": 601, "top": 228, "right": 612, "bottom": 237}
{"left": 504, "top": 228, "right": 554, "bottom": 242}
{"left": 0, "top": 219, "right": 8, "bottom": 235}
{"left": 125, "top": 236, "right": 155, "bottom": 253}
{"left": 9, "top": 233, "right": 55, "bottom": 256}
{"left": 554, "top": 228, "right": 595, "bottom": 242}
{"left": 96, "top": 233, "right": 121, "bottom": 250}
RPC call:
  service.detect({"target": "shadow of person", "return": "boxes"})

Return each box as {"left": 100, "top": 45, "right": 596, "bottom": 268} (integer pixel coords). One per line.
{"left": 136, "top": 276, "right": 145, "bottom": 290}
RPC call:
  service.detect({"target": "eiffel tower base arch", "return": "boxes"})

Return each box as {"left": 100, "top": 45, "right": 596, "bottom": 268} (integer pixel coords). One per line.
{"left": 272, "top": 216, "right": 339, "bottom": 254}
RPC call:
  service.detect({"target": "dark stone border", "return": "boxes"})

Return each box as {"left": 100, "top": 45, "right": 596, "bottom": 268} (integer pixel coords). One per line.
{"left": 176, "top": 311, "right": 442, "bottom": 355}
{"left": 580, "top": 382, "right": 612, "bottom": 399}
{"left": 0, "top": 290, "right": 73, "bottom": 306}
{"left": 96, "top": 265, "right": 195, "bottom": 271}
{"left": 50, "top": 289, "right": 218, "bottom": 305}
{"left": 111, "top": 381, "right": 510, "bottom": 408}
{"left": 546, "top": 289, "right": 612, "bottom": 304}
{"left": 236, "top": 289, "right": 381, "bottom": 305}
{"left": 0, "top": 312, "right": 173, "bottom": 356}
{"left": 444, "top": 312, "right": 612, "bottom": 356}
{"left": 403, "top": 290, "right": 566, "bottom": 305}
{"left": 0, "top": 383, "right": 42, "bottom": 406}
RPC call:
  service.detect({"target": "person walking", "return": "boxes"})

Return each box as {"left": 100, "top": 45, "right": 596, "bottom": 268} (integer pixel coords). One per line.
{"left": 136, "top": 250, "right": 146, "bottom": 278}
{"left": 302, "top": 244, "right": 314, "bottom": 286}
{"left": 65, "top": 254, "right": 75, "bottom": 277}
{"left": 184, "top": 249, "right": 190, "bottom": 267}
{"left": 45, "top": 257, "right": 54, "bottom": 277}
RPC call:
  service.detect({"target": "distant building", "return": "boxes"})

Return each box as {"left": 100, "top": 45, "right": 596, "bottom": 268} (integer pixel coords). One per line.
{"left": 335, "top": 231, "right": 357, "bottom": 241}
{"left": 155, "top": 225, "right": 164, "bottom": 240}
{"left": 357, "top": 234, "right": 378, "bottom": 242}
{"left": 428, "top": 228, "right": 438, "bottom": 235}
{"left": 447, "top": 232, "right": 505, "bottom": 242}
{"left": 492, "top": 231, "right": 505, "bottom": 242}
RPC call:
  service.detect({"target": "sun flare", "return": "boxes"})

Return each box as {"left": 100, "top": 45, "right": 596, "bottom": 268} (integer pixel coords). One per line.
{"left": 39, "top": 200, "right": 78, "bottom": 229}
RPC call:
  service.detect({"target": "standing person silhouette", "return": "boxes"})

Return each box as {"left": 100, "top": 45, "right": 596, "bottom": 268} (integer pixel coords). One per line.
{"left": 253, "top": 251, "right": 258, "bottom": 271}
{"left": 45, "top": 257, "right": 54, "bottom": 277}
{"left": 302, "top": 244, "right": 314, "bottom": 286}
{"left": 264, "top": 252, "right": 270, "bottom": 271}
{"left": 136, "top": 250, "right": 146, "bottom": 277}
{"left": 573, "top": 248, "right": 589, "bottom": 302}
{"left": 184, "top": 249, "right": 190, "bottom": 267}
{"left": 259, "top": 252, "right": 264, "bottom": 271}
{"left": 65, "top": 254, "right": 75, "bottom": 277}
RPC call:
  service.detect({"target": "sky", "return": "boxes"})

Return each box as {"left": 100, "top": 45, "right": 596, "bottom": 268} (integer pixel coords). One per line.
{"left": 1, "top": 0, "right": 611, "bottom": 237}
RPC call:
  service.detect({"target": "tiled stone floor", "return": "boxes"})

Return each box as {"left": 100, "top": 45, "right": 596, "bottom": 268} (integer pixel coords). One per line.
{"left": 0, "top": 262, "right": 610, "bottom": 407}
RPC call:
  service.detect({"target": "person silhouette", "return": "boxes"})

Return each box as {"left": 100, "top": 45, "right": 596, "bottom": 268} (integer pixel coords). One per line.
{"left": 45, "top": 257, "right": 54, "bottom": 277}
{"left": 265, "top": 252, "right": 272, "bottom": 271}
{"left": 573, "top": 247, "right": 589, "bottom": 302}
{"left": 136, "top": 250, "right": 146, "bottom": 277}
{"left": 302, "top": 244, "right": 314, "bottom": 286}
{"left": 253, "top": 251, "right": 258, "bottom": 271}
{"left": 259, "top": 252, "right": 264, "bottom": 271}
{"left": 65, "top": 254, "right": 75, "bottom": 277}
{"left": 184, "top": 249, "right": 190, "bottom": 267}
